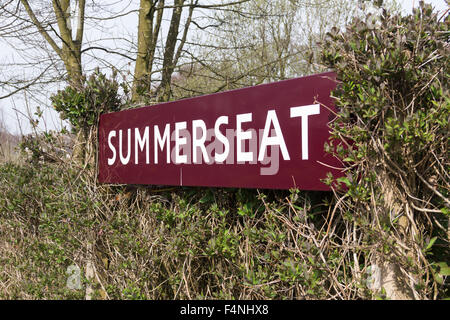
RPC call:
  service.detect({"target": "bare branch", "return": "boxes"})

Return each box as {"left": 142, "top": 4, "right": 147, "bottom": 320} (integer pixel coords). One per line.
{"left": 81, "top": 46, "right": 135, "bottom": 61}
{"left": 19, "top": 0, "right": 62, "bottom": 57}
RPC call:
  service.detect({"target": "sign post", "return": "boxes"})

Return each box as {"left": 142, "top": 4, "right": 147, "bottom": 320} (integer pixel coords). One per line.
{"left": 98, "top": 72, "right": 343, "bottom": 190}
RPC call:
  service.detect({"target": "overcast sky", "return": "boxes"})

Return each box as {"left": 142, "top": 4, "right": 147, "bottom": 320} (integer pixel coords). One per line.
{"left": 398, "top": 0, "right": 448, "bottom": 14}
{"left": 0, "top": 0, "right": 448, "bottom": 135}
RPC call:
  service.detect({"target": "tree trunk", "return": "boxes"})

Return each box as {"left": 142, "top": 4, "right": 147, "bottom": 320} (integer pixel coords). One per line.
{"left": 368, "top": 171, "right": 416, "bottom": 300}
{"left": 158, "top": 0, "right": 185, "bottom": 102}
{"left": 132, "top": 0, "right": 164, "bottom": 102}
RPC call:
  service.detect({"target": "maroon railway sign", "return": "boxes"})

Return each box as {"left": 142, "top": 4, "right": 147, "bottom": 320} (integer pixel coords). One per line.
{"left": 98, "top": 71, "right": 343, "bottom": 190}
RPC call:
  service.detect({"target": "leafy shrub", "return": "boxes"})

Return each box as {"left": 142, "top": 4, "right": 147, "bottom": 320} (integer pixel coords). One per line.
{"left": 321, "top": 1, "right": 449, "bottom": 298}
{"left": 0, "top": 162, "right": 91, "bottom": 299}
{"left": 0, "top": 158, "right": 350, "bottom": 299}
{"left": 51, "top": 69, "right": 123, "bottom": 135}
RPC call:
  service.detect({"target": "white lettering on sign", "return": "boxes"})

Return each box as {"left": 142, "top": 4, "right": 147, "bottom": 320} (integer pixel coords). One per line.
{"left": 214, "top": 116, "right": 229, "bottom": 163}
{"left": 135, "top": 126, "right": 149, "bottom": 164}
{"left": 106, "top": 104, "right": 320, "bottom": 168}
{"left": 258, "top": 110, "right": 290, "bottom": 162}
{"left": 119, "top": 128, "right": 131, "bottom": 165}
{"left": 107, "top": 130, "right": 116, "bottom": 165}
{"left": 192, "top": 119, "right": 209, "bottom": 164}
{"left": 175, "top": 121, "right": 188, "bottom": 164}
{"left": 236, "top": 113, "right": 253, "bottom": 163}
{"left": 154, "top": 123, "right": 170, "bottom": 164}
{"left": 290, "top": 104, "right": 320, "bottom": 160}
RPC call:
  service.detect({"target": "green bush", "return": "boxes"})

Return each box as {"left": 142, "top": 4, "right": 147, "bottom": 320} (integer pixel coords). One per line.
{"left": 321, "top": 1, "right": 449, "bottom": 299}
{"left": 51, "top": 69, "right": 123, "bottom": 135}
{"left": 0, "top": 162, "right": 90, "bottom": 299}
{"left": 0, "top": 158, "right": 349, "bottom": 299}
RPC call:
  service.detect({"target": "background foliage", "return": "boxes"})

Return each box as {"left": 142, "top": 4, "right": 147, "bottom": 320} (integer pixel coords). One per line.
{"left": 0, "top": 1, "right": 448, "bottom": 300}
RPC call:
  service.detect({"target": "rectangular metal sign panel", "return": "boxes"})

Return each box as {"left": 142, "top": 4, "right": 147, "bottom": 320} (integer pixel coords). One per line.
{"left": 98, "top": 71, "right": 343, "bottom": 190}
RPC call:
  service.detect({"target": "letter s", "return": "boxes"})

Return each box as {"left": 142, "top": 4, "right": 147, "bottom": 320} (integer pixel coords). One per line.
{"left": 107, "top": 130, "right": 116, "bottom": 165}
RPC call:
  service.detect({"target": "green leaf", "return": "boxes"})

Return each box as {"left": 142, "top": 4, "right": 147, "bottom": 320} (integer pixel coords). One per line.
{"left": 434, "top": 273, "right": 444, "bottom": 284}
{"left": 437, "top": 262, "right": 450, "bottom": 276}
{"left": 425, "top": 236, "right": 437, "bottom": 251}
{"left": 337, "top": 177, "right": 352, "bottom": 187}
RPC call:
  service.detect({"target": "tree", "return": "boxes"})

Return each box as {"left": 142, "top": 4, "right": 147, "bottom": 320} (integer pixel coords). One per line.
{"left": 131, "top": 0, "right": 253, "bottom": 103}
{"left": 0, "top": 1, "right": 140, "bottom": 124}
{"left": 169, "top": 0, "right": 393, "bottom": 100}
{"left": 131, "top": 0, "right": 195, "bottom": 102}
{"left": 19, "top": 0, "right": 85, "bottom": 87}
